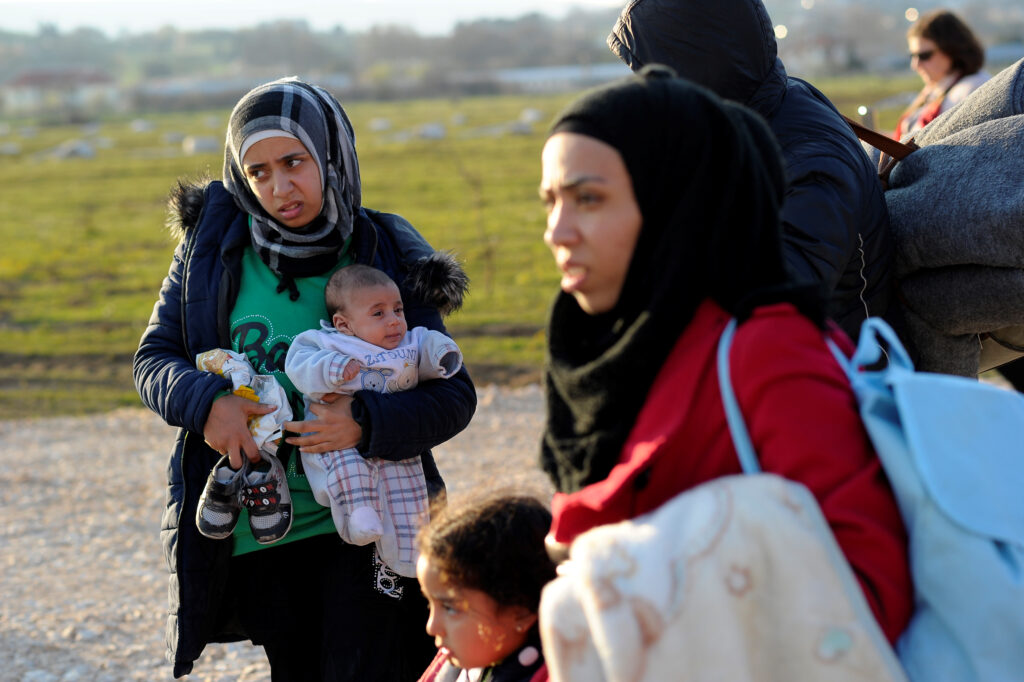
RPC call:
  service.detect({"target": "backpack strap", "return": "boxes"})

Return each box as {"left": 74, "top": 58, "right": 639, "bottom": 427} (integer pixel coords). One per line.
{"left": 716, "top": 318, "right": 900, "bottom": 475}
{"left": 842, "top": 115, "right": 919, "bottom": 189}
{"left": 716, "top": 318, "right": 762, "bottom": 474}
{"left": 842, "top": 115, "right": 918, "bottom": 160}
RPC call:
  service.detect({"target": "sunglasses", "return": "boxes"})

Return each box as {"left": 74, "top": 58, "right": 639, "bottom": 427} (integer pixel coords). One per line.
{"left": 910, "top": 50, "right": 935, "bottom": 62}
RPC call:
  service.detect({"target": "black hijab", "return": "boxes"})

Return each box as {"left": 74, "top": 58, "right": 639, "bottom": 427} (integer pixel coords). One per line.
{"left": 541, "top": 66, "right": 819, "bottom": 493}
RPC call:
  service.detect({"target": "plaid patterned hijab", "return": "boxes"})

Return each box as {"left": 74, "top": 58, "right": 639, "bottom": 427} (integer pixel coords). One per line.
{"left": 223, "top": 77, "right": 361, "bottom": 287}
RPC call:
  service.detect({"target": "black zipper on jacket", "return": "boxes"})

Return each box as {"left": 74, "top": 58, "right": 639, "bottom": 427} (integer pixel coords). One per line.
{"left": 351, "top": 209, "right": 380, "bottom": 267}
{"left": 368, "top": 226, "right": 378, "bottom": 264}
{"left": 180, "top": 229, "right": 197, "bottom": 356}
{"left": 179, "top": 184, "right": 212, "bottom": 357}
{"left": 173, "top": 184, "right": 208, "bottom": 676}
{"left": 217, "top": 261, "right": 238, "bottom": 347}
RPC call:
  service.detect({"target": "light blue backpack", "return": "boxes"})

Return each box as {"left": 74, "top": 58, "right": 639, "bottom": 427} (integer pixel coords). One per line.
{"left": 717, "top": 316, "right": 1024, "bottom": 682}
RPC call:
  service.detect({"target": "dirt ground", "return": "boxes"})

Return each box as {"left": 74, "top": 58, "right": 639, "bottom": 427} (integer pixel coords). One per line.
{"left": 0, "top": 383, "right": 550, "bottom": 681}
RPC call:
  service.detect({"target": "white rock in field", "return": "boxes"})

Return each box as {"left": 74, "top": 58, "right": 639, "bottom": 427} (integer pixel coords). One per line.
{"left": 183, "top": 135, "right": 220, "bottom": 155}
{"left": 416, "top": 123, "right": 446, "bottom": 140}
{"left": 507, "top": 121, "right": 533, "bottom": 136}
{"left": 53, "top": 140, "right": 95, "bottom": 159}
{"left": 520, "top": 107, "right": 543, "bottom": 124}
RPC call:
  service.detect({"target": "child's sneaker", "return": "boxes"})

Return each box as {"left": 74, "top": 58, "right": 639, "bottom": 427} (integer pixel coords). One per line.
{"left": 241, "top": 450, "right": 293, "bottom": 544}
{"left": 196, "top": 455, "right": 246, "bottom": 540}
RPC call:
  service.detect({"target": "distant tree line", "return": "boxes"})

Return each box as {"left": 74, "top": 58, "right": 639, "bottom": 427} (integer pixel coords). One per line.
{"left": 1, "top": 1, "right": 1021, "bottom": 109}
{"left": 0, "top": 10, "right": 619, "bottom": 87}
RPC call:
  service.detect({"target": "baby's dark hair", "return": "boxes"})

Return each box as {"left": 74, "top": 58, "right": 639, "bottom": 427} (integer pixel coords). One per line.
{"left": 418, "top": 493, "right": 556, "bottom": 613}
{"left": 325, "top": 264, "right": 398, "bottom": 316}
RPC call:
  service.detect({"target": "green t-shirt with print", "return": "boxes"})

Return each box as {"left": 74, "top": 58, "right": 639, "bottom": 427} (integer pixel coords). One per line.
{"left": 229, "top": 243, "right": 352, "bottom": 556}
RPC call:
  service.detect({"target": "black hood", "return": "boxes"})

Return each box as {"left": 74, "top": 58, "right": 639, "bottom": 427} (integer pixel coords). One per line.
{"left": 608, "top": 0, "right": 788, "bottom": 118}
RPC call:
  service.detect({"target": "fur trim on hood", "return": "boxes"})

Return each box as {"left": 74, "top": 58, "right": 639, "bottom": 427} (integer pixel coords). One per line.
{"left": 404, "top": 250, "right": 468, "bottom": 317}
{"left": 165, "top": 178, "right": 468, "bottom": 317}
{"left": 166, "top": 177, "right": 209, "bottom": 241}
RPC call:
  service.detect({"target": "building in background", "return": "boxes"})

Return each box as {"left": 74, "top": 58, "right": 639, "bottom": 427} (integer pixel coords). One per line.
{"left": 2, "top": 68, "right": 121, "bottom": 120}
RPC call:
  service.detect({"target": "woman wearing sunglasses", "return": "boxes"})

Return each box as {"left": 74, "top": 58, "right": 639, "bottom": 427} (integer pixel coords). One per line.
{"left": 895, "top": 9, "right": 989, "bottom": 140}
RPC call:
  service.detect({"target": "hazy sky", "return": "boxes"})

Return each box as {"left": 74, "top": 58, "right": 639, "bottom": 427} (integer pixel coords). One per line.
{"left": 0, "top": 0, "right": 623, "bottom": 36}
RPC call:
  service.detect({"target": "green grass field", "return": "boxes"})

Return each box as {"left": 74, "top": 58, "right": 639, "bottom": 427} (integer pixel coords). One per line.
{"left": 0, "top": 76, "right": 917, "bottom": 419}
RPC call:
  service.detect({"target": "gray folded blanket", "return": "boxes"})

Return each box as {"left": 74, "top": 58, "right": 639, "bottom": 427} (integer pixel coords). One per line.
{"left": 888, "top": 115, "right": 1024, "bottom": 275}
{"left": 884, "top": 59, "right": 1024, "bottom": 376}
{"left": 901, "top": 267, "right": 1024, "bottom": 334}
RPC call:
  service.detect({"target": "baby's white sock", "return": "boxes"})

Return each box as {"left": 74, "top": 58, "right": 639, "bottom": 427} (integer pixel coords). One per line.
{"left": 347, "top": 506, "right": 384, "bottom": 545}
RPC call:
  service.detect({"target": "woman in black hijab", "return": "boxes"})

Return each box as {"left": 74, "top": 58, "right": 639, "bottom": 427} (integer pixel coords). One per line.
{"left": 538, "top": 67, "right": 912, "bottom": 644}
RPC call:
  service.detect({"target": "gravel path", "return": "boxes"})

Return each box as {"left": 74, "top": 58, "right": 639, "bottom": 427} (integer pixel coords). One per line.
{"left": 0, "top": 384, "right": 549, "bottom": 682}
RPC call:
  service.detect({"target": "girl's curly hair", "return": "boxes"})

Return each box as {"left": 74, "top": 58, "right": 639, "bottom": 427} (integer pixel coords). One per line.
{"left": 418, "top": 493, "right": 556, "bottom": 613}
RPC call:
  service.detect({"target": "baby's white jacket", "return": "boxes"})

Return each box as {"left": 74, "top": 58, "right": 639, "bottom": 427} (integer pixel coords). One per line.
{"left": 285, "top": 321, "right": 463, "bottom": 401}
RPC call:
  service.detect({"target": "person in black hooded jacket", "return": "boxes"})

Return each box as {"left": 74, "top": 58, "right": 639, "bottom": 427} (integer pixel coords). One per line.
{"left": 134, "top": 77, "right": 476, "bottom": 680}
{"left": 607, "top": 0, "right": 894, "bottom": 341}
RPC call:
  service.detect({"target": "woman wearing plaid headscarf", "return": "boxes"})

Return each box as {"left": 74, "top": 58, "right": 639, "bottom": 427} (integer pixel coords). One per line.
{"left": 135, "top": 77, "right": 476, "bottom": 680}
